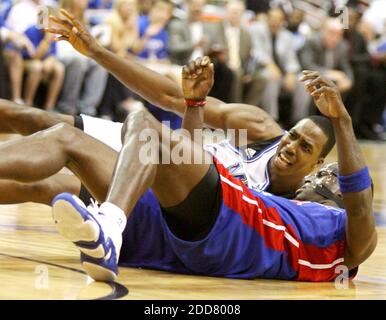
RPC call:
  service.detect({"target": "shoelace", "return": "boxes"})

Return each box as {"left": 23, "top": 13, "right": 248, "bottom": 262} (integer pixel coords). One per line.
{"left": 88, "top": 198, "right": 101, "bottom": 218}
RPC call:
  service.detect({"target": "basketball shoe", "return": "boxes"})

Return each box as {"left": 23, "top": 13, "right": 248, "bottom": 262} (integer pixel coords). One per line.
{"left": 51, "top": 193, "right": 126, "bottom": 282}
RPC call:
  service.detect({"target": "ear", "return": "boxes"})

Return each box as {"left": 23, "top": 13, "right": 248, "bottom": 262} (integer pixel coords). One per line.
{"left": 313, "top": 157, "right": 324, "bottom": 169}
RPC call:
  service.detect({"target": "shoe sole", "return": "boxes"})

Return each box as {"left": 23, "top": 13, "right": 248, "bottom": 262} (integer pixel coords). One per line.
{"left": 52, "top": 198, "right": 99, "bottom": 243}
{"left": 52, "top": 196, "right": 118, "bottom": 282}
{"left": 82, "top": 261, "right": 117, "bottom": 282}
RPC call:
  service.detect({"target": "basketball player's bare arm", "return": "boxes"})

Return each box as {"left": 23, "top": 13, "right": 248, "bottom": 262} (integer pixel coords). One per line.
{"left": 46, "top": 9, "right": 283, "bottom": 144}
{"left": 181, "top": 57, "right": 214, "bottom": 139}
{"left": 302, "top": 71, "right": 377, "bottom": 270}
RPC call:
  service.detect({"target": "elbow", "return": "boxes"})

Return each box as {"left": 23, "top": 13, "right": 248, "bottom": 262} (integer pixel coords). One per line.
{"left": 347, "top": 230, "right": 378, "bottom": 268}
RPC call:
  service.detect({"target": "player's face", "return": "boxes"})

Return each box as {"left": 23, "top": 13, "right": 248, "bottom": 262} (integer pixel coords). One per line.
{"left": 294, "top": 163, "right": 341, "bottom": 206}
{"left": 272, "top": 119, "right": 327, "bottom": 178}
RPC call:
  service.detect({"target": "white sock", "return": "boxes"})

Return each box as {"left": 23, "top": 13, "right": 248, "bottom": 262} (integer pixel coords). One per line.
{"left": 99, "top": 202, "right": 127, "bottom": 234}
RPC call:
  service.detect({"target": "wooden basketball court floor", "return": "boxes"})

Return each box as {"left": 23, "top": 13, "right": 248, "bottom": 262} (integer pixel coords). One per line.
{"left": 0, "top": 138, "right": 385, "bottom": 300}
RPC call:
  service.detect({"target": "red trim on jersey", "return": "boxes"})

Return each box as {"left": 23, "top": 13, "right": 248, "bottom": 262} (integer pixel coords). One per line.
{"left": 214, "top": 158, "right": 347, "bottom": 282}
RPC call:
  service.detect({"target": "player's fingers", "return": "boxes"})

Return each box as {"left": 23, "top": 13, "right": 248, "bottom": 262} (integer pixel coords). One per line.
{"left": 60, "top": 9, "right": 85, "bottom": 32}
{"left": 188, "top": 60, "right": 196, "bottom": 74}
{"left": 209, "top": 63, "right": 214, "bottom": 74}
{"left": 182, "top": 65, "right": 190, "bottom": 78}
{"left": 309, "top": 76, "right": 333, "bottom": 87}
{"left": 54, "top": 35, "right": 69, "bottom": 42}
{"left": 208, "top": 63, "right": 214, "bottom": 80}
{"left": 310, "top": 86, "right": 334, "bottom": 97}
{"left": 45, "top": 28, "right": 70, "bottom": 37}
{"left": 305, "top": 84, "right": 317, "bottom": 96}
{"left": 201, "top": 56, "right": 210, "bottom": 66}
{"left": 194, "top": 58, "right": 203, "bottom": 74}
{"left": 299, "top": 73, "right": 319, "bottom": 82}
{"left": 302, "top": 70, "right": 319, "bottom": 75}
{"left": 49, "top": 15, "right": 73, "bottom": 31}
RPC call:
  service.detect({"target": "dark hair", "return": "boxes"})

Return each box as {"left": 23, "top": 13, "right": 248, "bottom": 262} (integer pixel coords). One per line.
{"left": 306, "top": 115, "right": 336, "bottom": 158}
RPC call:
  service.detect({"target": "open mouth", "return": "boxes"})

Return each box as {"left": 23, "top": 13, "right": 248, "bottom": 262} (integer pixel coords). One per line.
{"left": 275, "top": 152, "right": 293, "bottom": 168}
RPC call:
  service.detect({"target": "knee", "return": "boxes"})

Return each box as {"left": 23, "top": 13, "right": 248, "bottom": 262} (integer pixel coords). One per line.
{"left": 27, "top": 60, "right": 43, "bottom": 74}
{"left": 54, "top": 62, "right": 65, "bottom": 77}
{"left": 50, "top": 122, "right": 80, "bottom": 146}
{"left": 121, "top": 109, "right": 155, "bottom": 141}
{"left": 9, "top": 51, "right": 23, "bottom": 65}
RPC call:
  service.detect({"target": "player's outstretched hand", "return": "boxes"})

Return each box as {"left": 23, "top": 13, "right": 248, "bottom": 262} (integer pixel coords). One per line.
{"left": 45, "top": 9, "right": 101, "bottom": 58}
{"left": 182, "top": 56, "right": 214, "bottom": 101}
{"left": 300, "top": 70, "right": 349, "bottom": 119}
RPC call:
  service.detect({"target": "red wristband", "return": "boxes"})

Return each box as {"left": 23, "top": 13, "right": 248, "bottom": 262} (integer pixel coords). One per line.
{"left": 184, "top": 99, "right": 207, "bottom": 108}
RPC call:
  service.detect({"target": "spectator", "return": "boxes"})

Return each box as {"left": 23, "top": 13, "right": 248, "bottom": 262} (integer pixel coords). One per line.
{"left": 358, "top": 8, "right": 386, "bottom": 140}
{"left": 98, "top": 0, "right": 142, "bottom": 121}
{"left": 5, "top": 0, "right": 41, "bottom": 34}
{"left": 1, "top": 26, "right": 34, "bottom": 103}
{"left": 56, "top": 0, "right": 108, "bottom": 116}
{"left": 249, "top": 7, "right": 302, "bottom": 122}
{"left": 106, "top": 0, "right": 139, "bottom": 58}
{"left": 344, "top": 6, "right": 372, "bottom": 137}
{"left": 22, "top": 22, "right": 65, "bottom": 110}
{"left": 3, "top": 0, "right": 42, "bottom": 104}
{"left": 298, "top": 17, "right": 353, "bottom": 123}
{"left": 300, "top": 18, "right": 353, "bottom": 91}
{"left": 88, "top": 0, "right": 114, "bottom": 9}
{"left": 168, "top": 0, "right": 209, "bottom": 65}
{"left": 286, "top": 8, "right": 312, "bottom": 54}
{"left": 205, "top": 0, "right": 265, "bottom": 106}
{"left": 131, "top": 0, "right": 173, "bottom": 62}
{"left": 138, "top": 0, "right": 155, "bottom": 16}
{"left": 131, "top": 0, "right": 182, "bottom": 129}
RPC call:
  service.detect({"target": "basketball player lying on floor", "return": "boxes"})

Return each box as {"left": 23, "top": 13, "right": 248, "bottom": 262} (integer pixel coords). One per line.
{"left": 0, "top": 68, "right": 336, "bottom": 207}
{"left": 0, "top": 57, "right": 376, "bottom": 282}
{"left": 0, "top": 11, "right": 375, "bottom": 281}
{"left": 46, "top": 52, "right": 375, "bottom": 282}
{"left": 0, "top": 10, "right": 337, "bottom": 206}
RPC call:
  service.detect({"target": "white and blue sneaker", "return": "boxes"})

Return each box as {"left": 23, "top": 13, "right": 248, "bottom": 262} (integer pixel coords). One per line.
{"left": 51, "top": 193, "right": 123, "bottom": 282}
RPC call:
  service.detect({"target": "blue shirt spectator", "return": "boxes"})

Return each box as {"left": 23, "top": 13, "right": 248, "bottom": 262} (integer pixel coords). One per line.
{"left": 0, "top": 0, "right": 13, "bottom": 27}
{"left": 88, "top": 0, "right": 113, "bottom": 9}
{"left": 23, "top": 26, "right": 56, "bottom": 59}
{"left": 136, "top": 15, "right": 169, "bottom": 60}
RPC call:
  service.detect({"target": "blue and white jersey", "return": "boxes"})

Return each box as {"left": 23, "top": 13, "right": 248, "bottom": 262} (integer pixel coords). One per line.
{"left": 204, "top": 137, "right": 282, "bottom": 192}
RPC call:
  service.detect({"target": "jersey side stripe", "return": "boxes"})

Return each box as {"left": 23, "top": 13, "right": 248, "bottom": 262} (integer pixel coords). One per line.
{"left": 215, "top": 158, "right": 346, "bottom": 281}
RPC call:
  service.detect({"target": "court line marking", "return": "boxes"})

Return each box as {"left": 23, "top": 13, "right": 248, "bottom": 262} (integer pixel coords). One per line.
{"left": 354, "top": 275, "right": 386, "bottom": 285}
{"left": 0, "top": 252, "right": 129, "bottom": 300}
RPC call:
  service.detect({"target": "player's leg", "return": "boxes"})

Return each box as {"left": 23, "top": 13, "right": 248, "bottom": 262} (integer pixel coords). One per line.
{"left": 107, "top": 109, "right": 211, "bottom": 215}
{"left": 52, "top": 109, "right": 213, "bottom": 281}
{"left": 0, "top": 123, "right": 117, "bottom": 202}
{"left": 0, "top": 174, "right": 81, "bottom": 205}
{"left": 0, "top": 113, "right": 126, "bottom": 207}
{"left": 0, "top": 98, "right": 74, "bottom": 135}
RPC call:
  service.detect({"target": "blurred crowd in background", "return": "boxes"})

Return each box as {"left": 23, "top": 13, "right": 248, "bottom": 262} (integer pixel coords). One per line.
{"left": 0, "top": 0, "right": 385, "bottom": 139}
